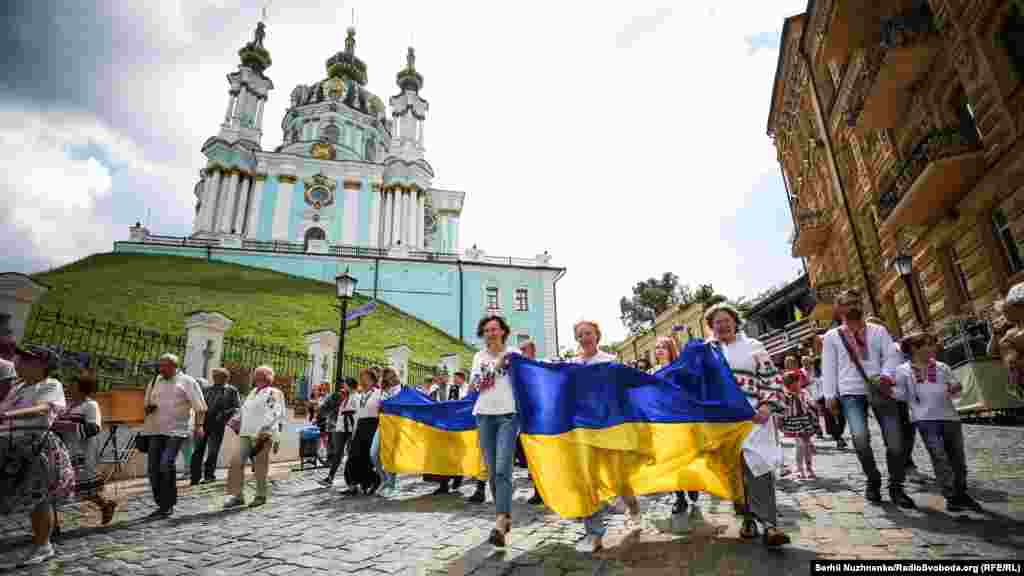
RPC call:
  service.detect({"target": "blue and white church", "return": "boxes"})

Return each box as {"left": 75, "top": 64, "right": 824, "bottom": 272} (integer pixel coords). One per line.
{"left": 115, "top": 21, "right": 565, "bottom": 357}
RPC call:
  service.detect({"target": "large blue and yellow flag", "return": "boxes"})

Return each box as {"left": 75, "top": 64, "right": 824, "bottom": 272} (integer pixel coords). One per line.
{"left": 509, "top": 340, "right": 755, "bottom": 518}
{"left": 379, "top": 388, "right": 484, "bottom": 477}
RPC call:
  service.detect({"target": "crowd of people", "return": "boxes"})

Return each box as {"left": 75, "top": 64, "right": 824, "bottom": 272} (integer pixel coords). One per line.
{"left": 0, "top": 281, "right": 1005, "bottom": 566}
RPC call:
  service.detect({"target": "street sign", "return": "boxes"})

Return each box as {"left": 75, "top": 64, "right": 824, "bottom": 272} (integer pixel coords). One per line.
{"left": 346, "top": 301, "right": 377, "bottom": 322}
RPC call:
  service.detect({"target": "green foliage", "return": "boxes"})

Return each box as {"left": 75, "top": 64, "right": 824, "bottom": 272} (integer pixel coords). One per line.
{"left": 31, "top": 253, "right": 475, "bottom": 367}
{"left": 619, "top": 272, "right": 684, "bottom": 334}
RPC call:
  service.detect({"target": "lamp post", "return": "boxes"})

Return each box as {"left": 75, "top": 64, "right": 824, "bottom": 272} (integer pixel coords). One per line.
{"left": 334, "top": 269, "right": 358, "bottom": 394}
{"left": 894, "top": 252, "right": 925, "bottom": 327}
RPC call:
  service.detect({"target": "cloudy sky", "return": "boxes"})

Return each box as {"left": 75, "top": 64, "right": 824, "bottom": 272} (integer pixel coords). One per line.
{"left": 0, "top": 0, "right": 806, "bottom": 346}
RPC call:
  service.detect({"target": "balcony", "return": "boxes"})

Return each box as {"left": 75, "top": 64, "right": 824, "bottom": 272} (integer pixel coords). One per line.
{"left": 877, "top": 126, "right": 986, "bottom": 231}
{"left": 761, "top": 318, "right": 822, "bottom": 361}
{"left": 790, "top": 208, "right": 833, "bottom": 258}
{"left": 822, "top": 1, "right": 883, "bottom": 62}
{"left": 849, "top": 1, "right": 940, "bottom": 129}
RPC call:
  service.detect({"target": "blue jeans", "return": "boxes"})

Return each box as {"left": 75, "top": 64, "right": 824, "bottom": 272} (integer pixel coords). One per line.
{"left": 916, "top": 420, "right": 967, "bottom": 499}
{"left": 146, "top": 435, "right": 184, "bottom": 511}
{"left": 371, "top": 428, "right": 395, "bottom": 489}
{"left": 476, "top": 413, "right": 520, "bottom": 516}
{"left": 839, "top": 395, "right": 905, "bottom": 489}
{"left": 584, "top": 507, "right": 609, "bottom": 537}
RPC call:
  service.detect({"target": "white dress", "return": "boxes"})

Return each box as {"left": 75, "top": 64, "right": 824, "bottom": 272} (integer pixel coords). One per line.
{"left": 713, "top": 335, "right": 784, "bottom": 478}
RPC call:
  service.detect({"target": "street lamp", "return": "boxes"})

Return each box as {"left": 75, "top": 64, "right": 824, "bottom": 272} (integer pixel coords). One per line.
{"left": 894, "top": 253, "right": 925, "bottom": 327}
{"left": 334, "top": 269, "right": 358, "bottom": 394}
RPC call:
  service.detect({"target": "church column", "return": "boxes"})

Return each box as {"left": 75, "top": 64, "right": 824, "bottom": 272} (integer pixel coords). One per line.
{"left": 392, "top": 188, "right": 404, "bottom": 246}
{"left": 369, "top": 183, "right": 381, "bottom": 248}
{"left": 381, "top": 188, "right": 392, "bottom": 246}
{"left": 416, "top": 191, "right": 425, "bottom": 248}
{"left": 233, "top": 175, "right": 251, "bottom": 234}
{"left": 210, "top": 169, "right": 226, "bottom": 231}
{"left": 218, "top": 170, "right": 240, "bottom": 233}
{"left": 245, "top": 175, "right": 265, "bottom": 238}
{"left": 255, "top": 98, "right": 265, "bottom": 130}
{"left": 272, "top": 174, "right": 296, "bottom": 240}
{"left": 198, "top": 169, "right": 218, "bottom": 232}
{"left": 405, "top": 189, "right": 415, "bottom": 247}
{"left": 438, "top": 214, "right": 449, "bottom": 252}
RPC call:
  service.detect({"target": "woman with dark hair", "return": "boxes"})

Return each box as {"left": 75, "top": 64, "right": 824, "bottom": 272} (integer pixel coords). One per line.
{"left": 343, "top": 368, "right": 383, "bottom": 495}
{"left": 319, "top": 377, "right": 357, "bottom": 487}
{"left": 470, "top": 314, "right": 520, "bottom": 548}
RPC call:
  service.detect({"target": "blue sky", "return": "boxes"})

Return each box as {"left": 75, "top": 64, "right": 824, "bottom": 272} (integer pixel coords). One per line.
{"left": 0, "top": 0, "right": 807, "bottom": 344}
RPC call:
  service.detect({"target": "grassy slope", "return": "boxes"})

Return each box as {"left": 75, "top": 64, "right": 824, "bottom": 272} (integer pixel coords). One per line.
{"left": 31, "top": 253, "right": 475, "bottom": 366}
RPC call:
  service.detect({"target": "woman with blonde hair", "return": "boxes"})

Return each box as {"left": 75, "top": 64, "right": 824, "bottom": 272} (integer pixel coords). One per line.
{"left": 650, "top": 336, "right": 704, "bottom": 529}
{"left": 571, "top": 319, "right": 642, "bottom": 554}
{"left": 224, "top": 365, "right": 285, "bottom": 508}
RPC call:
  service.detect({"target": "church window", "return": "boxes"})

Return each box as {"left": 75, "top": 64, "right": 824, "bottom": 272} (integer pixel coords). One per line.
{"left": 322, "top": 124, "right": 339, "bottom": 144}
{"left": 1002, "top": 4, "right": 1024, "bottom": 81}
{"left": 515, "top": 288, "right": 529, "bottom": 312}
{"left": 486, "top": 287, "right": 500, "bottom": 311}
{"left": 951, "top": 86, "right": 980, "bottom": 147}
{"left": 304, "top": 227, "right": 326, "bottom": 252}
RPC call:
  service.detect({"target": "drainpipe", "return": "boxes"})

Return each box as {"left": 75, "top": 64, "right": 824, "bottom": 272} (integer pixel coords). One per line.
{"left": 780, "top": 159, "right": 809, "bottom": 278}
{"left": 457, "top": 259, "right": 464, "bottom": 342}
{"left": 800, "top": 49, "right": 879, "bottom": 316}
{"left": 553, "top": 269, "right": 564, "bottom": 356}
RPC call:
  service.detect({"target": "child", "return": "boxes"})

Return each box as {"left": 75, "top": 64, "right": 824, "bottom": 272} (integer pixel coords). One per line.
{"left": 777, "top": 367, "right": 818, "bottom": 479}
{"left": 989, "top": 282, "right": 1024, "bottom": 401}
{"left": 55, "top": 370, "right": 118, "bottom": 524}
{"left": 895, "top": 332, "right": 983, "bottom": 513}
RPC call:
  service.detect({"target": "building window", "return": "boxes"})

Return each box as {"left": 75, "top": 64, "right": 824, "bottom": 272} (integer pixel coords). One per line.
{"left": 322, "top": 124, "right": 339, "bottom": 144}
{"left": 486, "top": 287, "right": 500, "bottom": 311}
{"left": 939, "top": 245, "right": 971, "bottom": 315}
{"left": 514, "top": 288, "right": 529, "bottom": 311}
{"left": 1003, "top": 4, "right": 1024, "bottom": 81}
{"left": 993, "top": 206, "right": 1024, "bottom": 275}
{"left": 953, "top": 86, "right": 981, "bottom": 146}
{"left": 304, "top": 227, "right": 326, "bottom": 252}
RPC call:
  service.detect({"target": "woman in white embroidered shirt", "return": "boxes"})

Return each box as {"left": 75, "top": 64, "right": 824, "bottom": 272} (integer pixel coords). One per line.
{"left": 892, "top": 331, "right": 983, "bottom": 513}
{"left": 224, "top": 365, "right": 285, "bottom": 508}
{"left": 704, "top": 303, "right": 790, "bottom": 548}
{"left": 471, "top": 315, "right": 521, "bottom": 548}
{"left": 571, "top": 320, "right": 642, "bottom": 554}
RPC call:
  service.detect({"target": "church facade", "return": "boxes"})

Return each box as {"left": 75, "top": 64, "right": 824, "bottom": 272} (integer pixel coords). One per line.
{"left": 115, "top": 21, "right": 565, "bottom": 357}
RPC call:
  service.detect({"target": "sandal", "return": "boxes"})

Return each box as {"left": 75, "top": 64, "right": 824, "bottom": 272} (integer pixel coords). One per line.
{"left": 763, "top": 527, "right": 791, "bottom": 547}
{"left": 740, "top": 518, "right": 759, "bottom": 539}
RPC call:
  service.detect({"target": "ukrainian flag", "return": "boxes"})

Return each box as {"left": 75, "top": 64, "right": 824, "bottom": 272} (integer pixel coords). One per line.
{"left": 379, "top": 388, "right": 484, "bottom": 477}
{"left": 510, "top": 340, "right": 755, "bottom": 519}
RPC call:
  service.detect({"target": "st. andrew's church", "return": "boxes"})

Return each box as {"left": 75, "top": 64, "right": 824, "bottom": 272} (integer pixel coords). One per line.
{"left": 116, "top": 20, "right": 565, "bottom": 358}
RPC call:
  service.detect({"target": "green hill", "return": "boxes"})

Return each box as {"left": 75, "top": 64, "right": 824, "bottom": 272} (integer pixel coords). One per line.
{"left": 30, "top": 253, "right": 475, "bottom": 367}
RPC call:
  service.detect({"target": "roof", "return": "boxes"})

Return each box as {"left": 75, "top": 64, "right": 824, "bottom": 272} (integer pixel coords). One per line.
{"left": 747, "top": 273, "right": 810, "bottom": 317}
{"left": 766, "top": 13, "right": 807, "bottom": 136}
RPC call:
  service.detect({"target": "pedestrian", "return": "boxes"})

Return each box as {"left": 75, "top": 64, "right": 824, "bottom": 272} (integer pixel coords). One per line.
{"left": 812, "top": 354, "right": 847, "bottom": 449}
{"left": 142, "top": 353, "right": 207, "bottom": 518}
{"left": 821, "top": 290, "right": 914, "bottom": 508}
{"left": 0, "top": 345, "right": 76, "bottom": 566}
{"left": 867, "top": 315, "right": 921, "bottom": 478}
{"left": 636, "top": 358, "right": 652, "bottom": 372}
{"left": 191, "top": 368, "right": 240, "bottom": 485}
{"left": 988, "top": 284, "right": 1024, "bottom": 399}
{"left": 343, "top": 368, "right": 384, "bottom": 495}
{"left": 370, "top": 368, "right": 403, "bottom": 497}
{"left": 54, "top": 369, "right": 118, "bottom": 524}
{"left": 320, "top": 377, "right": 356, "bottom": 487}
{"left": 224, "top": 365, "right": 285, "bottom": 508}
{"left": 893, "top": 331, "right": 983, "bottom": 512}
{"left": 651, "top": 336, "right": 703, "bottom": 526}
{"left": 471, "top": 314, "right": 522, "bottom": 549}
{"left": 516, "top": 339, "right": 543, "bottom": 506}
{"left": 432, "top": 372, "right": 466, "bottom": 495}
{"left": 569, "top": 320, "right": 643, "bottom": 553}
{"left": 316, "top": 381, "right": 343, "bottom": 467}
{"left": 799, "top": 356, "right": 824, "bottom": 439}
{"left": 777, "top": 366, "right": 818, "bottom": 479}
{"left": 704, "top": 303, "right": 790, "bottom": 548}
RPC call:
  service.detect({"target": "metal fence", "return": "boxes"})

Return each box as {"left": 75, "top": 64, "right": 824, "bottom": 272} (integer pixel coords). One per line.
{"left": 21, "top": 307, "right": 188, "bottom": 390}
{"left": 407, "top": 360, "right": 439, "bottom": 389}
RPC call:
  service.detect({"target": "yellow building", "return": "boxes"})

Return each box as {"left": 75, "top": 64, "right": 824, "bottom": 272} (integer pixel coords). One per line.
{"left": 768, "top": 0, "right": 1024, "bottom": 342}
{"left": 617, "top": 302, "right": 709, "bottom": 365}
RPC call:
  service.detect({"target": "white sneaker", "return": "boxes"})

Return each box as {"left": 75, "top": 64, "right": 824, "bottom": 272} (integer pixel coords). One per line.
{"left": 21, "top": 543, "right": 55, "bottom": 566}
{"left": 575, "top": 534, "right": 603, "bottom": 554}
{"left": 625, "top": 513, "right": 643, "bottom": 536}
{"left": 223, "top": 495, "right": 245, "bottom": 508}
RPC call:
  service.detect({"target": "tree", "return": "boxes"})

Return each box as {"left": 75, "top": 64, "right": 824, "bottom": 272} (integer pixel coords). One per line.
{"left": 693, "top": 283, "right": 728, "bottom": 311}
{"left": 619, "top": 272, "right": 686, "bottom": 334}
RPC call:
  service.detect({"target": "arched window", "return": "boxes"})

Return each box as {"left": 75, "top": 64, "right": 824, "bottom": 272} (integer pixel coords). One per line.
{"left": 1003, "top": 4, "right": 1024, "bottom": 81}
{"left": 304, "top": 227, "right": 326, "bottom": 252}
{"left": 322, "top": 124, "right": 340, "bottom": 144}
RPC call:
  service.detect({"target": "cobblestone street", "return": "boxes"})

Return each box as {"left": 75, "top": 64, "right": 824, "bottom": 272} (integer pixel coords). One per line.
{"left": 1, "top": 423, "right": 1022, "bottom": 575}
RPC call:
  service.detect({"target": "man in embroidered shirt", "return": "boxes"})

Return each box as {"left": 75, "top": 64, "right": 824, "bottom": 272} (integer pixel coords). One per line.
{"left": 822, "top": 290, "right": 915, "bottom": 508}
{"left": 190, "top": 368, "right": 240, "bottom": 485}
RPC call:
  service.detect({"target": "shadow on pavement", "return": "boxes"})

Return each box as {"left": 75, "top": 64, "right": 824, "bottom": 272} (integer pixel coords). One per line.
{"left": 879, "top": 499, "right": 1023, "bottom": 548}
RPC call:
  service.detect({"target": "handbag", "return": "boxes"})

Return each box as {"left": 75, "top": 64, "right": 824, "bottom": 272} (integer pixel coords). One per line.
{"left": 836, "top": 329, "right": 885, "bottom": 405}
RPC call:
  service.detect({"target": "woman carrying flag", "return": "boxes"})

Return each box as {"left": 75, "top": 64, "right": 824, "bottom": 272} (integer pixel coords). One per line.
{"left": 704, "top": 303, "right": 791, "bottom": 547}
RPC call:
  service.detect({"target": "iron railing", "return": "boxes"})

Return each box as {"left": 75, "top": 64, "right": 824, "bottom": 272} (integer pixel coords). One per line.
{"left": 878, "top": 126, "right": 981, "bottom": 220}
{"left": 407, "top": 360, "right": 439, "bottom": 390}
{"left": 21, "top": 308, "right": 188, "bottom": 390}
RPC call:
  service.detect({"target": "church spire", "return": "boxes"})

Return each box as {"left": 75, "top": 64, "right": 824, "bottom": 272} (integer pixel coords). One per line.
{"left": 326, "top": 26, "right": 368, "bottom": 85}
{"left": 238, "top": 19, "right": 272, "bottom": 74}
{"left": 396, "top": 46, "right": 424, "bottom": 93}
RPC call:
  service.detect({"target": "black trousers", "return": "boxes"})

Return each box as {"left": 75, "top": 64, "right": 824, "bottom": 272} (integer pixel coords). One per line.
{"left": 190, "top": 425, "right": 225, "bottom": 483}
{"left": 326, "top": 431, "right": 352, "bottom": 479}
{"left": 897, "top": 402, "right": 918, "bottom": 468}
{"left": 344, "top": 418, "right": 379, "bottom": 491}
{"left": 146, "top": 435, "right": 184, "bottom": 511}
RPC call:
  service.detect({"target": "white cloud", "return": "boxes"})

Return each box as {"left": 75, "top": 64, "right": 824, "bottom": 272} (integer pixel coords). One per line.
{"left": 3, "top": 0, "right": 809, "bottom": 348}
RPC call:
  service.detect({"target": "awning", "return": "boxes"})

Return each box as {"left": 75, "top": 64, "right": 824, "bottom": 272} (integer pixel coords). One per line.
{"left": 809, "top": 303, "right": 834, "bottom": 323}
